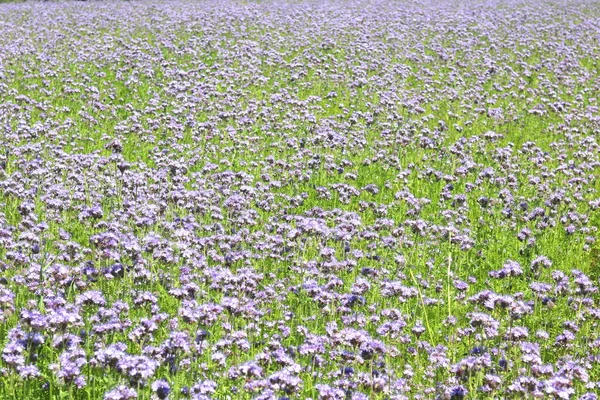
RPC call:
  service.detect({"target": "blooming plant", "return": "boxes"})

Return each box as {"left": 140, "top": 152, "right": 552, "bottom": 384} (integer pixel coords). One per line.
{"left": 0, "top": 0, "right": 599, "bottom": 399}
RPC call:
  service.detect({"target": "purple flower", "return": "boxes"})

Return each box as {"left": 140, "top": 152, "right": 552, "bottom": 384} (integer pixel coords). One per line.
{"left": 17, "top": 364, "right": 40, "bottom": 379}
{"left": 446, "top": 385, "right": 467, "bottom": 400}
{"left": 191, "top": 380, "right": 217, "bottom": 396}
{"left": 151, "top": 379, "right": 171, "bottom": 399}
{"left": 104, "top": 385, "right": 137, "bottom": 400}
{"left": 316, "top": 384, "right": 345, "bottom": 400}
{"left": 489, "top": 260, "right": 523, "bottom": 279}
{"left": 116, "top": 355, "right": 158, "bottom": 383}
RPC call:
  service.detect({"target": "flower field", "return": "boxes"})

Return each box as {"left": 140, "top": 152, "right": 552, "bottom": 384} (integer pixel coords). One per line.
{"left": 0, "top": 0, "right": 599, "bottom": 399}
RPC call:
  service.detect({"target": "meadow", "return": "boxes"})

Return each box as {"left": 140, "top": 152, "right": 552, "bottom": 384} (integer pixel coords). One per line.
{"left": 0, "top": 0, "right": 599, "bottom": 399}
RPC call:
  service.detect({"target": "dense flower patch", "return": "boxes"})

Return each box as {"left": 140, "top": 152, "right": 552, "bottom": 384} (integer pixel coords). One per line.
{"left": 0, "top": 0, "right": 599, "bottom": 399}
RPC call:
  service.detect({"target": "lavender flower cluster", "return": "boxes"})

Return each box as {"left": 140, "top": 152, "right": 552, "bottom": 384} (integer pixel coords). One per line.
{"left": 0, "top": 0, "right": 599, "bottom": 399}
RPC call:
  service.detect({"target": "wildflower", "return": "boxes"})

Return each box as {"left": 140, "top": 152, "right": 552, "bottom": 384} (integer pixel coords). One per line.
{"left": 151, "top": 379, "right": 171, "bottom": 399}
{"left": 104, "top": 385, "right": 137, "bottom": 400}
